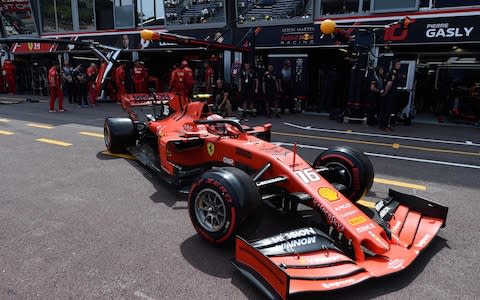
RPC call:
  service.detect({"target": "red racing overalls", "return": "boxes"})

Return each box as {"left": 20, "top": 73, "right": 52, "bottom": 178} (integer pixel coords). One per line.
{"left": 48, "top": 66, "right": 64, "bottom": 111}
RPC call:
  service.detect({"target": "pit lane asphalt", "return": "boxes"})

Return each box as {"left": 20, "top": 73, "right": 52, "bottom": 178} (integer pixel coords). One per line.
{"left": 0, "top": 99, "right": 479, "bottom": 299}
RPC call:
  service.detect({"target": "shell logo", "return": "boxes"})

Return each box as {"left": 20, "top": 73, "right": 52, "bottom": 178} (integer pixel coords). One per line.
{"left": 318, "top": 187, "right": 339, "bottom": 202}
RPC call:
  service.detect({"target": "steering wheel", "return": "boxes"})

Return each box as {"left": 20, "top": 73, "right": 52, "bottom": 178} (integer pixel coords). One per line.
{"left": 149, "top": 90, "right": 167, "bottom": 120}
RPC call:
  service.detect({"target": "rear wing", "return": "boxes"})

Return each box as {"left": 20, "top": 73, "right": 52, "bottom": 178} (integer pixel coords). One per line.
{"left": 121, "top": 92, "right": 177, "bottom": 110}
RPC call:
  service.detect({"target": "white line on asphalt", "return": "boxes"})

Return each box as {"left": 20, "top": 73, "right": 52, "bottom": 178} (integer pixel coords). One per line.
{"left": 364, "top": 152, "right": 480, "bottom": 170}
{"left": 134, "top": 291, "right": 156, "bottom": 300}
{"left": 284, "top": 122, "right": 480, "bottom": 147}
{"left": 276, "top": 142, "right": 480, "bottom": 170}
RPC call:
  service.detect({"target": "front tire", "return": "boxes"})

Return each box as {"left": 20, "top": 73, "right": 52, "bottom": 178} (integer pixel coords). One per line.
{"left": 104, "top": 118, "right": 137, "bottom": 153}
{"left": 188, "top": 167, "right": 262, "bottom": 244}
{"left": 314, "top": 146, "right": 374, "bottom": 202}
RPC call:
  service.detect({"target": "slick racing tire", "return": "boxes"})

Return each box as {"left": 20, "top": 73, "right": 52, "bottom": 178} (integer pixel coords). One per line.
{"left": 314, "top": 146, "right": 374, "bottom": 202}
{"left": 104, "top": 118, "right": 137, "bottom": 153}
{"left": 188, "top": 167, "right": 262, "bottom": 244}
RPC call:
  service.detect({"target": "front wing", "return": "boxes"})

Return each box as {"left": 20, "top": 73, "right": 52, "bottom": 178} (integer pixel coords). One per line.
{"left": 233, "top": 189, "right": 448, "bottom": 299}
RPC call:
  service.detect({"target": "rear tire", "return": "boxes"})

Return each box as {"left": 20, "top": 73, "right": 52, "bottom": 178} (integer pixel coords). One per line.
{"left": 188, "top": 167, "right": 262, "bottom": 244}
{"left": 104, "top": 118, "right": 137, "bottom": 153}
{"left": 314, "top": 146, "right": 374, "bottom": 202}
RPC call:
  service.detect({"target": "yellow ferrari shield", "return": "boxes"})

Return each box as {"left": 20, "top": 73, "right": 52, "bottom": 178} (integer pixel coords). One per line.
{"left": 207, "top": 142, "right": 215, "bottom": 156}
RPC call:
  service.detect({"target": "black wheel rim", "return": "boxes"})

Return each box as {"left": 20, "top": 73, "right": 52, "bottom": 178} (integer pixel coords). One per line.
{"left": 324, "top": 161, "right": 353, "bottom": 190}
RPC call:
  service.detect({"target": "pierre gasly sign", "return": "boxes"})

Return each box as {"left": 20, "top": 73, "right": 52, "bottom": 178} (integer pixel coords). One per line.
{"left": 424, "top": 23, "right": 473, "bottom": 39}
{"left": 382, "top": 15, "right": 478, "bottom": 44}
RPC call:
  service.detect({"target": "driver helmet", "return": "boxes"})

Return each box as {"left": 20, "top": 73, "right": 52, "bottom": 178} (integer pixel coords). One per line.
{"left": 207, "top": 114, "right": 223, "bottom": 121}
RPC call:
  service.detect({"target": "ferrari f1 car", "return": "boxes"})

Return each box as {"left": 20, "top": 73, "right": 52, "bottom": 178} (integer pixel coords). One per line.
{"left": 104, "top": 91, "right": 448, "bottom": 299}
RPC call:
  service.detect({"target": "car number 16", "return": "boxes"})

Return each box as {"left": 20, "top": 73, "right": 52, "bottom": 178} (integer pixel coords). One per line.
{"left": 294, "top": 168, "right": 321, "bottom": 184}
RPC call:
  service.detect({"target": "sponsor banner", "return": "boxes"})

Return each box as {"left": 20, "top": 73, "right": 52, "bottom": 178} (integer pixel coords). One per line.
{"left": 337, "top": 15, "right": 480, "bottom": 45}
{"left": 379, "top": 15, "right": 479, "bottom": 44}
{"left": 236, "top": 24, "right": 334, "bottom": 48}
{"left": 34, "top": 15, "right": 480, "bottom": 53}
{"left": 56, "top": 34, "right": 142, "bottom": 51}
{"left": 51, "top": 28, "right": 225, "bottom": 51}
{"left": 11, "top": 42, "right": 57, "bottom": 53}
{"left": 37, "top": 25, "right": 322, "bottom": 51}
{"left": 233, "top": 15, "right": 480, "bottom": 47}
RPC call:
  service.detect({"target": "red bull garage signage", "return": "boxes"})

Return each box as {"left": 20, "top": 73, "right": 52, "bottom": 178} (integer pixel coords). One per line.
{"left": 280, "top": 26, "right": 316, "bottom": 46}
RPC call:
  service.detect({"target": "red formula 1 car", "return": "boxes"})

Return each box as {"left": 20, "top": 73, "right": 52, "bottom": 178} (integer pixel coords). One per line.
{"left": 104, "top": 93, "right": 448, "bottom": 299}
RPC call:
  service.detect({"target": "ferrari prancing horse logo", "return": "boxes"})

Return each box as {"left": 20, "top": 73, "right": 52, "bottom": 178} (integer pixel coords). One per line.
{"left": 207, "top": 142, "right": 215, "bottom": 156}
